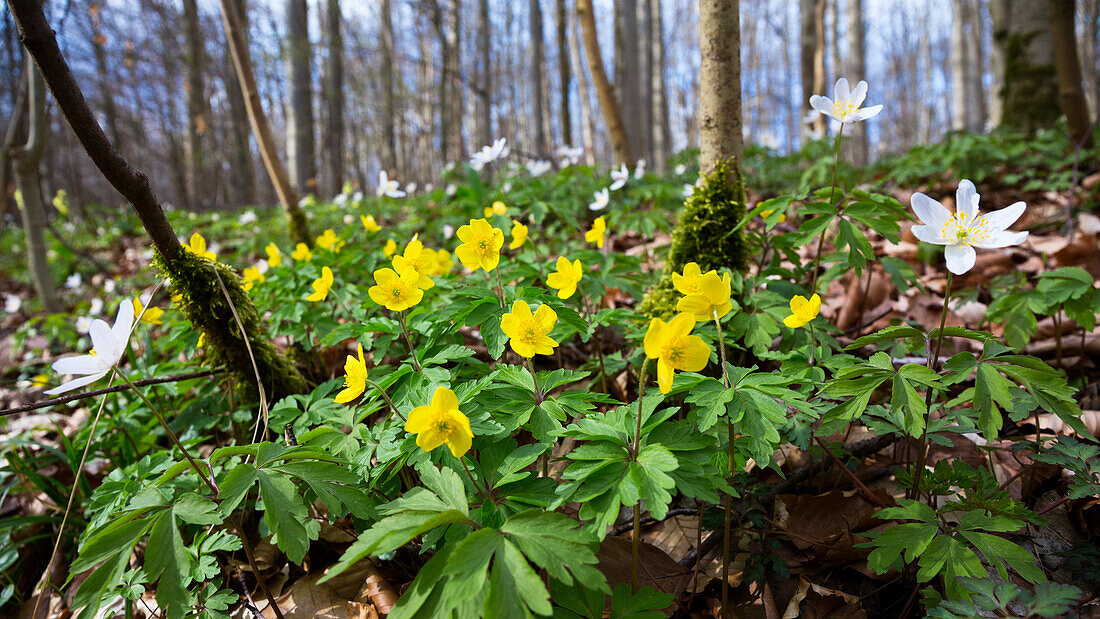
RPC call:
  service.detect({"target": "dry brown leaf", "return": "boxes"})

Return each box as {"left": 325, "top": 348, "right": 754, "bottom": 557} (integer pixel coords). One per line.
{"left": 781, "top": 576, "right": 865, "bottom": 619}
{"left": 261, "top": 573, "right": 347, "bottom": 619}
{"left": 644, "top": 514, "right": 701, "bottom": 564}
{"left": 1036, "top": 411, "right": 1100, "bottom": 437}
{"left": 834, "top": 267, "right": 893, "bottom": 331}
{"left": 596, "top": 535, "right": 691, "bottom": 601}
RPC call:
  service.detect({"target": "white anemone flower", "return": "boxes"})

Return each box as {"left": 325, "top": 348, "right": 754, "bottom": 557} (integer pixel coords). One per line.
{"left": 674, "top": 164, "right": 687, "bottom": 176}
{"left": 911, "top": 179, "right": 1029, "bottom": 275}
{"left": 238, "top": 209, "right": 258, "bottom": 225}
{"left": 89, "top": 298, "right": 104, "bottom": 315}
{"left": 377, "top": 170, "right": 406, "bottom": 198}
{"left": 634, "top": 159, "right": 646, "bottom": 179}
{"left": 526, "top": 160, "right": 552, "bottom": 176}
{"left": 809, "top": 78, "right": 883, "bottom": 124}
{"left": 76, "top": 316, "right": 93, "bottom": 334}
{"left": 4, "top": 294, "right": 20, "bottom": 314}
{"left": 609, "top": 164, "right": 629, "bottom": 191}
{"left": 588, "top": 188, "right": 610, "bottom": 211}
{"left": 682, "top": 184, "right": 695, "bottom": 198}
{"left": 65, "top": 273, "right": 82, "bottom": 289}
{"left": 46, "top": 300, "right": 134, "bottom": 395}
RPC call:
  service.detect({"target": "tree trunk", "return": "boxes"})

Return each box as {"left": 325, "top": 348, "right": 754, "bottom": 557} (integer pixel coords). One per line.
{"left": 381, "top": 0, "right": 400, "bottom": 176}
{"left": 286, "top": 0, "right": 316, "bottom": 194}
{"left": 568, "top": 2, "right": 597, "bottom": 164}
{"left": 991, "top": 0, "right": 1060, "bottom": 133}
{"left": 576, "top": 0, "right": 633, "bottom": 163}
{"left": 183, "top": 0, "right": 207, "bottom": 209}
{"left": 530, "top": 0, "right": 548, "bottom": 156}
{"left": 965, "top": 0, "right": 986, "bottom": 130}
{"left": 88, "top": 3, "right": 122, "bottom": 152}
{"left": 699, "top": 0, "right": 743, "bottom": 174}
{"left": 325, "top": 0, "right": 344, "bottom": 196}
{"left": 12, "top": 53, "right": 61, "bottom": 313}
{"left": 1051, "top": 0, "right": 1092, "bottom": 146}
{"left": 223, "top": 0, "right": 256, "bottom": 208}
{"left": 846, "top": 0, "right": 868, "bottom": 164}
{"left": 649, "top": 0, "right": 669, "bottom": 171}
{"left": 614, "top": 0, "right": 642, "bottom": 162}
{"left": 219, "top": 0, "right": 311, "bottom": 245}
{"left": 476, "top": 0, "right": 493, "bottom": 150}
{"left": 800, "top": 0, "right": 826, "bottom": 140}
{"left": 556, "top": 0, "right": 571, "bottom": 148}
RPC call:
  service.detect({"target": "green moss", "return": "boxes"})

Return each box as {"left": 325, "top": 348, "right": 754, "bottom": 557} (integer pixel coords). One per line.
{"left": 998, "top": 30, "right": 1060, "bottom": 134}
{"left": 154, "top": 250, "right": 310, "bottom": 401}
{"left": 639, "top": 157, "right": 748, "bottom": 320}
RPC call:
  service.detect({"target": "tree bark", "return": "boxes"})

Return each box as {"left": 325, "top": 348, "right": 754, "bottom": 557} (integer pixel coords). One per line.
{"left": 219, "top": 0, "right": 311, "bottom": 245}
{"left": 325, "top": 0, "right": 344, "bottom": 196}
{"left": 285, "top": 0, "right": 315, "bottom": 193}
{"left": 846, "top": 0, "right": 868, "bottom": 164}
{"left": 223, "top": 0, "right": 256, "bottom": 208}
{"left": 568, "top": 2, "right": 597, "bottom": 164}
{"left": 12, "top": 53, "right": 61, "bottom": 313}
{"left": 649, "top": 0, "right": 669, "bottom": 171}
{"left": 88, "top": 3, "right": 122, "bottom": 153}
{"left": 381, "top": 0, "right": 400, "bottom": 175}
{"left": 476, "top": 0, "right": 492, "bottom": 150}
{"left": 576, "top": 0, "right": 633, "bottom": 163}
{"left": 1051, "top": 0, "right": 1092, "bottom": 146}
{"left": 530, "top": 0, "right": 548, "bottom": 156}
{"left": 614, "top": 0, "right": 642, "bottom": 162}
{"left": 699, "top": 0, "right": 743, "bottom": 174}
{"left": 556, "top": 0, "right": 571, "bottom": 148}
{"left": 183, "top": 0, "right": 207, "bottom": 209}
{"left": 800, "top": 0, "right": 825, "bottom": 140}
{"left": 991, "top": 0, "right": 1060, "bottom": 133}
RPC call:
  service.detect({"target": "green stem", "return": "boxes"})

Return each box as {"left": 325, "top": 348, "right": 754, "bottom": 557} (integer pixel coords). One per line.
{"left": 397, "top": 311, "right": 422, "bottom": 372}
{"left": 809, "top": 123, "right": 845, "bottom": 295}
{"left": 582, "top": 291, "right": 610, "bottom": 393}
{"left": 495, "top": 264, "right": 507, "bottom": 308}
{"left": 630, "top": 359, "right": 649, "bottom": 591}
{"left": 364, "top": 378, "right": 405, "bottom": 421}
{"left": 909, "top": 271, "right": 953, "bottom": 502}
{"left": 808, "top": 319, "right": 818, "bottom": 368}
{"left": 526, "top": 357, "right": 544, "bottom": 402}
{"left": 714, "top": 308, "right": 735, "bottom": 613}
{"left": 460, "top": 457, "right": 493, "bottom": 502}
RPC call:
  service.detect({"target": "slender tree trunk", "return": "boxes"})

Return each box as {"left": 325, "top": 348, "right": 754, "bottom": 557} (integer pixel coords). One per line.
{"left": 219, "top": 0, "right": 311, "bottom": 245}
{"left": 650, "top": 0, "right": 669, "bottom": 171}
{"left": 614, "top": 0, "right": 642, "bottom": 161}
{"left": 800, "top": 0, "right": 825, "bottom": 140}
{"left": 183, "top": 0, "right": 207, "bottom": 209}
{"left": 965, "top": 0, "right": 986, "bottom": 130}
{"left": 640, "top": 0, "right": 654, "bottom": 165}
{"left": 1051, "top": 0, "right": 1092, "bottom": 146}
{"left": 286, "top": 0, "right": 315, "bottom": 193}
{"left": 846, "top": 0, "right": 868, "bottom": 163}
{"left": 381, "top": 0, "right": 399, "bottom": 175}
{"left": 556, "top": 0, "right": 571, "bottom": 148}
{"left": 991, "top": 0, "right": 1059, "bottom": 133}
{"left": 576, "top": 0, "right": 633, "bottom": 163}
{"left": 223, "top": 0, "right": 256, "bottom": 207}
{"left": 531, "top": 0, "right": 548, "bottom": 156}
{"left": 477, "top": 0, "right": 493, "bottom": 149}
{"left": 813, "top": 0, "right": 826, "bottom": 131}
{"left": 700, "top": 0, "right": 743, "bottom": 174}
{"left": 568, "top": 3, "right": 597, "bottom": 164}
{"left": 325, "top": 0, "right": 344, "bottom": 196}
{"left": 88, "top": 3, "right": 121, "bottom": 152}
{"left": 12, "top": 53, "right": 60, "bottom": 312}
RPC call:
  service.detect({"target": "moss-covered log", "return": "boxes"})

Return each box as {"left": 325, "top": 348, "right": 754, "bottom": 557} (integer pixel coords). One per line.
{"left": 639, "top": 158, "right": 747, "bottom": 319}
{"left": 155, "top": 251, "right": 309, "bottom": 401}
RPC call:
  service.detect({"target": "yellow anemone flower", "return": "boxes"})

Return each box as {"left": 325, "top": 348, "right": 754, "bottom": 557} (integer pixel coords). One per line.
{"left": 316, "top": 229, "right": 345, "bottom": 253}
{"left": 186, "top": 233, "right": 216, "bottom": 260}
{"left": 760, "top": 209, "right": 786, "bottom": 224}
{"left": 368, "top": 267, "right": 424, "bottom": 312}
{"left": 509, "top": 221, "right": 528, "bottom": 249}
{"left": 500, "top": 299, "right": 558, "bottom": 358}
{"left": 383, "top": 239, "right": 397, "bottom": 258}
{"left": 644, "top": 313, "right": 711, "bottom": 394}
{"left": 241, "top": 266, "right": 265, "bottom": 292}
{"left": 265, "top": 242, "right": 282, "bottom": 267}
{"left": 585, "top": 216, "right": 606, "bottom": 249}
{"left": 671, "top": 262, "right": 705, "bottom": 296}
{"left": 677, "top": 271, "right": 733, "bottom": 321}
{"left": 334, "top": 343, "right": 368, "bottom": 403}
{"left": 132, "top": 298, "right": 164, "bottom": 325}
{"left": 361, "top": 214, "right": 382, "bottom": 232}
{"left": 546, "top": 256, "right": 583, "bottom": 300}
{"left": 432, "top": 250, "right": 454, "bottom": 275}
{"left": 484, "top": 200, "right": 508, "bottom": 218}
{"left": 404, "top": 386, "right": 474, "bottom": 458}
{"left": 291, "top": 243, "right": 312, "bottom": 262}
{"left": 783, "top": 294, "right": 821, "bottom": 329}
{"left": 454, "top": 218, "right": 505, "bottom": 273}
{"left": 306, "top": 267, "right": 334, "bottom": 302}
{"left": 391, "top": 235, "right": 437, "bottom": 289}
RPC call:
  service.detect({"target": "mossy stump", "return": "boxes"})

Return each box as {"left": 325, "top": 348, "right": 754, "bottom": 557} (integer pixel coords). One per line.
{"left": 155, "top": 251, "right": 309, "bottom": 402}
{"left": 639, "top": 157, "right": 748, "bottom": 320}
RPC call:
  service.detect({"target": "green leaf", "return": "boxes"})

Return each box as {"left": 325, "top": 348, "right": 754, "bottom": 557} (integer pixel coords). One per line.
{"left": 610, "top": 582, "right": 673, "bottom": 618}
{"left": 443, "top": 528, "right": 500, "bottom": 604}
{"left": 146, "top": 510, "right": 191, "bottom": 619}
{"left": 919, "top": 535, "right": 987, "bottom": 598}
{"left": 500, "top": 510, "right": 607, "bottom": 593}
{"left": 959, "top": 531, "right": 1044, "bottom": 584}
{"left": 866, "top": 522, "right": 938, "bottom": 574}
{"left": 258, "top": 469, "right": 316, "bottom": 565}
{"left": 174, "top": 493, "right": 222, "bottom": 526}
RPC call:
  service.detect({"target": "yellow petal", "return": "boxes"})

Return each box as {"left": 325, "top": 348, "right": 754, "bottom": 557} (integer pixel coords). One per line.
{"left": 405, "top": 405, "right": 433, "bottom": 433}
{"left": 656, "top": 358, "right": 674, "bottom": 394}
{"left": 431, "top": 387, "right": 459, "bottom": 416}
{"left": 679, "top": 336, "right": 712, "bottom": 372}
{"left": 533, "top": 304, "right": 557, "bottom": 333}
{"left": 644, "top": 318, "right": 667, "bottom": 360}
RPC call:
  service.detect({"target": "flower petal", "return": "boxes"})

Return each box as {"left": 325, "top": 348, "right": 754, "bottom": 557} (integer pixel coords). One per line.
{"left": 644, "top": 318, "right": 667, "bottom": 360}
{"left": 656, "top": 358, "right": 674, "bottom": 394}
{"left": 809, "top": 95, "right": 834, "bottom": 118}
{"left": 432, "top": 386, "right": 460, "bottom": 416}
{"left": 405, "top": 405, "right": 433, "bottom": 433}
{"left": 44, "top": 372, "right": 107, "bottom": 395}
{"left": 956, "top": 180, "right": 979, "bottom": 219}
{"left": 979, "top": 201, "right": 1026, "bottom": 232}
{"left": 112, "top": 298, "right": 135, "bottom": 346}
{"left": 52, "top": 354, "right": 108, "bottom": 375}
{"left": 850, "top": 80, "right": 868, "bottom": 107}
{"left": 973, "top": 230, "right": 1028, "bottom": 249}
{"left": 679, "top": 336, "right": 711, "bottom": 372}
{"left": 911, "top": 224, "right": 948, "bottom": 245}
{"left": 533, "top": 304, "right": 557, "bottom": 333}
{"left": 944, "top": 244, "right": 976, "bottom": 275}
{"left": 853, "top": 104, "right": 882, "bottom": 121}
{"left": 667, "top": 313, "right": 697, "bottom": 337}
{"left": 834, "top": 78, "right": 850, "bottom": 102}
{"left": 88, "top": 319, "right": 120, "bottom": 365}
{"left": 910, "top": 192, "right": 951, "bottom": 228}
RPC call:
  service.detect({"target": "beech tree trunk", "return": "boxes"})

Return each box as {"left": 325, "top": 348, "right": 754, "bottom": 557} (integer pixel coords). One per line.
{"left": 614, "top": 0, "right": 642, "bottom": 162}
{"left": 183, "top": 0, "right": 207, "bottom": 208}
{"left": 649, "top": 0, "right": 669, "bottom": 171}
{"left": 556, "top": 0, "right": 571, "bottom": 147}
{"left": 381, "top": 0, "right": 400, "bottom": 176}
{"left": 568, "top": 3, "right": 597, "bottom": 164}
{"left": 846, "top": 0, "right": 868, "bottom": 164}
{"left": 223, "top": 0, "right": 255, "bottom": 208}
{"left": 991, "top": 0, "right": 1060, "bottom": 133}
{"left": 477, "top": 0, "right": 493, "bottom": 150}
{"left": 286, "top": 0, "right": 316, "bottom": 193}
{"left": 325, "top": 0, "right": 344, "bottom": 196}
{"left": 800, "top": 0, "right": 826, "bottom": 140}
{"left": 576, "top": 0, "right": 633, "bottom": 163}
{"left": 699, "top": 0, "right": 743, "bottom": 174}
{"left": 530, "top": 0, "right": 548, "bottom": 156}
{"left": 1051, "top": 0, "right": 1092, "bottom": 146}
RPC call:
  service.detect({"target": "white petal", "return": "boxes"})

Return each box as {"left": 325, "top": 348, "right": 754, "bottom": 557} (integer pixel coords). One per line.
{"left": 911, "top": 192, "right": 951, "bottom": 227}
{"left": 610, "top": 179, "right": 625, "bottom": 191}
{"left": 834, "top": 77, "right": 850, "bottom": 102}
{"left": 52, "top": 354, "right": 109, "bottom": 375}
{"left": 850, "top": 80, "right": 869, "bottom": 107}
{"left": 853, "top": 105, "right": 883, "bottom": 121}
{"left": 44, "top": 372, "right": 107, "bottom": 395}
{"left": 980, "top": 201, "right": 1026, "bottom": 231}
{"left": 89, "top": 320, "right": 120, "bottom": 364}
{"left": 944, "top": 244, "right": 976, "bottom": 275}
{"left": 911, "top": 224, "right": 948, "bottom": 245}
{"left": 973, "top": 230, "right": 1028, "bottom": 249}
{"left": 956, "top": 180, "right": 979, "bottom": 219}
{"left": 112, "top": 299, "right": 135, "bottom": 348}
{"left": 809, "top": 95, "right": 834, "bottom": 119}
{"left": 378, "top": 170, "right": 388, "bottom": 186}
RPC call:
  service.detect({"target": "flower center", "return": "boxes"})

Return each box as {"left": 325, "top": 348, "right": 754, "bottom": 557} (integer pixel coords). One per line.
{"left": 832, "top": 100, "right": 856, "bottom": 118}
{"left": 434, "top": 419, "right": 453, "bottom": 435}
{"left": 391, "top": 287, "right": 404, "bottom": 299}
{"left": 664, "top": 338, "right": 687, "bottom": 365}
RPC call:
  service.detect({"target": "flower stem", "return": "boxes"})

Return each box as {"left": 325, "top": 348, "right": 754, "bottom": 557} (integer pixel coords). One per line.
{"left": 909, "top": 271, "right": 953, "bottom": 502}
{"left": 397, "top": 311, "right": 422, "bottom": 372}
{"left": 526, "top": 357, "right": 544, "bottom": 402}
{"left": 714, "top": 308, "right": 736, "bottom": 613}
{"left": 460, "top": 457, "right": 493, "bottom": 501}
{"left": 809, "top": 123, "right": 846, "bottom": 295}
{"left": 630, "top": 359, "right": 649, "bottom": 592}
{"left": 713, "top": 310, "right": 731, "bottom": 388}
{"left": 495, "top": 265, "right": 507, "bottom": 308}
{"left": 582, "top": 291, "right": 610, "bottom": 393}
{"left": 364, "top": 378, "right": 404, "bottom": 421}
{"left": 808, "top": 319, "right": 818, "bottom": 368}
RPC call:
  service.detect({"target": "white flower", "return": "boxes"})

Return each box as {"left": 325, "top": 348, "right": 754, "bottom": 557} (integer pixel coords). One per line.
{"left": 634, "top": 159, "right": 646, "bottom": 179}
{"left": 609, "top": 164, "right": 629, "bottom": 191}
{"left": 89, "top": 298, "right": 103, "bottom": 315}
{"left": 211, "top": 214, "right": 220, "bottom": 222}
{"left": 674, "top": 164, "right": 687, "bottom": 176}
{"left": 682, "top": 184, "right": 695, "bottom": 198}
{"left": 469, "top": 155, "right": 487, "bottom": 171}
{"left": 588, "top": 188, "right": 610, "bottom": 211}
{"left": 333, "top": 193, "right": 349, "bottom": 206}
{"left": 405, "top": 182, "right": 417, "bottom": 194}
{"left": 471, "top": 138, "right": 509, "bottom": 169}
{"left": 910, "top": 179, "right": 1029, "bottom": 275}
{"left": 502, "top": 182, "right": 512, "bottom": 193}
{"left": 46, "top": 300, "right": 134, "bottom": 395}
{"left": 65, "top": 273, "right": 82, "bottom": 289}
{"left": 352, "top": 191, "right": 364, "bottom": 202}
{"left": 443, "top": 224, "right": 455, "bottom": 240}
{"left": 5, "top": 294, "right": 22, "bottom": 314}
{"left": 76, "top": 316, "right": 93, "bottom": 334}
{"left": 104, "top": 279, "right": 117, "bottom": 294}
{"left": 342, "top": 214, "right": 355, "bottom": 225}
{"left": 809, "top": 78, "right": 883, "bottom": 124}
{"left": 377, "top": 170, "right": 406, "bottom": 198}
{"left": 555, "top": 145, "right": 584, "bottom": 165}
{"left": 526, "top": 160, "right": 552, "bottom": 176}
{"left": 255, "top": 259, "right": 270, "bottom": 275}
{"left": 445, "top": 184, "right": 457, "bottom": 196}
{"left": 238, "top": 209, "right": 258, "bottom": 225}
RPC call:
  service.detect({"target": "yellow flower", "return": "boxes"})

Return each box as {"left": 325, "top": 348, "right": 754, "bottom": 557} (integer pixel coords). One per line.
{"left": 361, "top": 214, "right": 382, "bottom": 232}
{"left": 383, "top": 239, "right": 397, "bottom": 258}
{"left": 404, "top": 386, "right": 474, "bottom": 458}
{"left": 186, "top": 233, "right": 216, "bottom": 260}
{"left": 32, "top": 373, "right": 50, "bottom": 387}
{"left": 307, "top": 266, "right": 334, "bottom": 302}
{"left": 265, "top": 242, "right": 282, "bottom": 267}
{"left": 316, "top": 229, "right": 345, "bottom": 253}
{"left": 197, "top": 333, "right": 205, "bottom": 347}
{"left": 454, "top": 218, "right": 505, "bottom": 272}
{"left": 500, "top": 299, "right": 558, "bottom": 358}
{"left": 509, "top": 221, "right": 528, "bottom": 249}
{"left": 760, "top": 209, "right": 786, "bottom": 223}
{"left": 433, "top": 250, "right": 454, "bottom": 275}
{"left": 291, "top": 243, "right": 312, "bottom": 261}
{"left": 484, "top": 200, "right": 508, "bottom": 218}
{"left": 672, "top": 262, "right": 705, "bottom": 296}
{"left": 335, "top": 343, "right": 368, "bottom": 403}
{"left": 241, "top": 266, "right": 265, "bottom": 292}
{"left": 585, "top": 217, "right": 606, "bottom": 249}
{"left": 675, "top": 265, "right": 733, "bottom": 321}
{"left": 132, "top": 298, "right": 164, "bottom": 325}
{"left": 392, "top": 235, "right": 437, "bottom": 289}
{"left": 546, "top": 256, "right": 583, "bottom": 299}
{"left": 369, "top": 267, "right": 424, "bottom": 312}
{"left": 644, "top": 313, "right": 711, "bottom": 394}
{"left": 783, "top": 293, "right": 821, "bottom": 328}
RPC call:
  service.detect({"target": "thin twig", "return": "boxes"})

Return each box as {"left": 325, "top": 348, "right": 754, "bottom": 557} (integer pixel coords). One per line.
{"left": 1, "top": 369, "right": 220, "bottom": 416}
{"left": 813, "top": 436, "right": 888, "bottom": 508}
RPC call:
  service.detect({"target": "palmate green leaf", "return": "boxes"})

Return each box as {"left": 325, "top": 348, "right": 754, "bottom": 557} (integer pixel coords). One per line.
{"left": 623, "top": 444, "right": 678, "bottom": 519}
{"left": 258, "top": 469, "right": 317, "bottom": 565}
{"left": 610, "top": 583, "right": 674, "bottom": 619}
{"left": 865, "top": 522, "right": 938, "bottom": 574}
{"left": 492, "top": 539, "right": 552, "bottom": 617}
{"left": 890, "top": 374, "right": 927, "bottom": 437}
{"left": 734, "top": 389, "right": 787, "bottom": 464}
{"left": 275, "top": 460, "right": 376, "bottom": 519}
{"left": 388, "top": 544, "right": 459, "bottom": 619}
{"left": 919, "top": 535, "right": 987, "bottom": 598}
{"left": 685, "top": 377, "right": 733, "bottom": 431}
{"left": 500, "top": 510, "right": 606, "bottom": 593}
{"left": 443, "top": 528, "right": 500, "bottom": 604}
{"left": 146, "top": 509, "right": 192, "bottom": 619}
{"left": 972, "top": 363, "right": 1013, "bottom": 440}
{"left": 72, "top": 550, "right": 131, "bottom": 619}
{"left": 959, "top": 531, "right": 1044, "bottom": 584}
